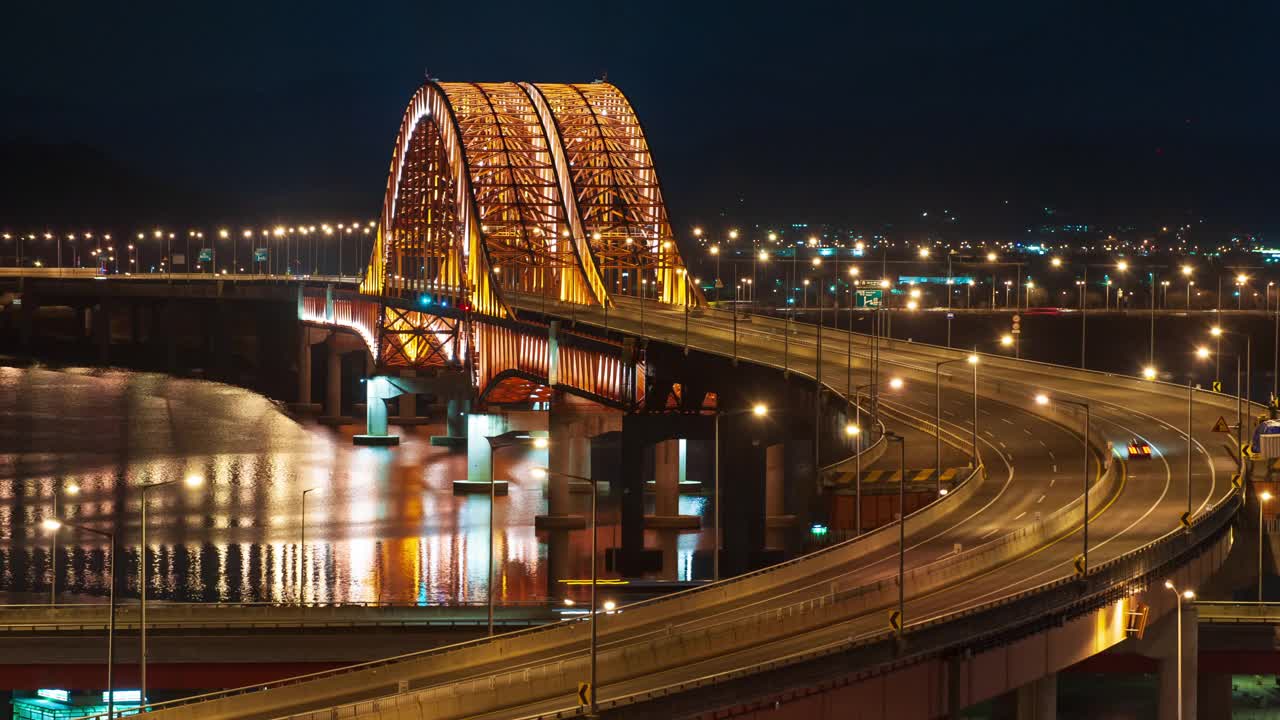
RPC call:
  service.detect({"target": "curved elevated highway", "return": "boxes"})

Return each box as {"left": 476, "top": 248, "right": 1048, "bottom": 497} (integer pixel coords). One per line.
{"left": 104, "top": 294, "right": 1244, "bottom": 720}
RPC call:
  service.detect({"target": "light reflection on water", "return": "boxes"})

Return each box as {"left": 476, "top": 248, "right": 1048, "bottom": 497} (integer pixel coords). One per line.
{"left": 0, "top": 364, "right": 713, "bottom": 604}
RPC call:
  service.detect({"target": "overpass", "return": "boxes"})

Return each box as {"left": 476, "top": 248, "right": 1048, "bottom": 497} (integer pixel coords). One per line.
{"left": 1, "top": 79, "right": 1253, "bottom": 719}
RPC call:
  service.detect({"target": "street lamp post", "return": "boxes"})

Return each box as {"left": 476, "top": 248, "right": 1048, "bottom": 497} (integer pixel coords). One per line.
{"left": 300, "top": 487, "right": 318, "bottom": 605}
{"left": 1036, "top": 393, "right": 1092, "bottom": 574}
{"left": 533, "top": 466, "right": 600, "bottom": 714}
{"left": 485, "top": 432, "right": 546, "bottom": 633}
{"left": 713, "top": 404, "right": 768, "bottom": 580}
{"left": 139, "top": 473, "right": 204, "bottom": 704}
{"left": 885, "top": 431, "right": 906, "bottom": 638}
{"left": 43, "top": 518, "right": 115, "bottom": 719}
{"left": 935, "top": 355, "right": 980, "bottom": 493}
{"left": 1164, "top": 580, "right": 1196, "bottom": 720}
{"left": 1260, "top": 491, "right": 1272, "bottom": 602}
{"left": 1211, "top": 326, "right": 1251, "bottom": 447}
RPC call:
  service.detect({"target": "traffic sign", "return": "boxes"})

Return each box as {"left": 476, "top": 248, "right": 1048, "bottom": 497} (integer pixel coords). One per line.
{"left": 856, "top": 289, "right": 883, "bottom": 308}
{"left": 888, "top": 609, "right": 902, "bottom": 632}
{"left": 1073, "top": 555, "right": 1086, "bottom": 576}
{"left": 1179, "top": 511, "right": 1192, "bottom": 528}
{"left": 1232, "top": 473, "right": 1244, "bottom": 490}
{"left": 1011, "top": 314, "right": 1021, "bottom": 335}
{"left": 198, "top": 248, "right": 213, "bottom": 262}
{"left": 1212, "top": 380, "right": 1223, "bottom": 393}
{"left": 1212, "top": 416, "right": 1232, "bottom": 433}
{"left": 577, "top": 682, "right": 592, "bottom": 706}
{"left": 253, "top": 248, "right": 268, "bottom": 262}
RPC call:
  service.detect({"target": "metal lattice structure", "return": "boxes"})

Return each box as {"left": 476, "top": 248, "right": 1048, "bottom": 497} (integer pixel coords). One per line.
{"left": 305, "top": 80, "right": 693, "bottom": 407}
{"left": 361, "top": 80, "right": 700, "bottom": 316}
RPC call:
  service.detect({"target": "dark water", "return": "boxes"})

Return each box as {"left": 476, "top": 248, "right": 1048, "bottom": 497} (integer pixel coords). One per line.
{"left": 0, "top": 364, "right": 711, "bottom": 605}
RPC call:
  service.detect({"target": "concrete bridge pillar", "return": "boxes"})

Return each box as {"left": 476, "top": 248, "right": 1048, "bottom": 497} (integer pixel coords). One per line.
{"left": 1198, "top": 672, "right": 1231, "bottom": 720}
{"left": 324, "top": 333, "right": 342, "bottom": 420}
{"left": 464, "top": 413, "right": 511, "bottom": 492}
{"left": 653, "top": 439, "right": 680, "bottom": 518}
{"left": 92, "top": 301, "right": 110, "bottom": 365}
{"left": 398, "top": 370, "right": 417, "bottom": 421}
{"left": 297, "top": 327, "right": 313, "bottom": 407}
{"left": 1014, "top": 673, "right": 1056, "bottom": 720}
{"left": 16, "top": 293, "right": 36, "bottom": 353}
{"left": 430, "top": 396, "right": 472, "bottom": 449}
{"left": 765, "top": 443, "right": 789, "bottom": 550}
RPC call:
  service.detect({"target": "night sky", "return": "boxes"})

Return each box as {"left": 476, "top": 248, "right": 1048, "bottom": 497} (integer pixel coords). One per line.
{"left": 3, "top": 1, "right": 1279, "bottom": 234}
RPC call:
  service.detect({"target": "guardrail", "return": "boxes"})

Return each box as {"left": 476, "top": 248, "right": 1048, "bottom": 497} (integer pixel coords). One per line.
{"left": 576, "top": 481, "right": 1242, "bottom": 720}
{"left": 0, "top": 601, "right": 558, "bottom": 632}
{"left": 1196, "top": 601, "right": 1280, "bottom": 623}
{"left": 260, "top": 454, "right": 1121, "bottom": 720}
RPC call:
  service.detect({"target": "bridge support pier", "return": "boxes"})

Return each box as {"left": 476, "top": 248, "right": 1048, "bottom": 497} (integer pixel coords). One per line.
{"left": 1198, "top": 671, "right": 1231, "bottom": 720}
{"left": 293, "top": 327, "right": 322, "bottom": 413}
{"left": 765, "top": 444, "right": 796, "bottom": 550}
{"left": 430, "top": 396, "right": 471, "bottom": 448}
{"left": 1014, "top": 673, "right": 1056, "bottom": 720}
{"left": 92, "top": 301, "right": 110, "bottom": 365}
{"left": 323, "top": 333, "right": 342, "bottom": 420}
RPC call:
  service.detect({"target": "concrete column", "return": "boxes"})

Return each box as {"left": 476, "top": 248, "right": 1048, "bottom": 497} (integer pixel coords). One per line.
{"left": 163, "top": 302, "right": 178, "bottom": 372}
{"left": 130, "top": 302, "right": 143, "bottom": 345}
{"left": 17, "top": 294, "right": 35, "bottom": 352}
{"left": 324, "top": 334, "right": 342, "bottom": 419}
{"left": 353, "top": 375, "right": 399, "bottom": 446}
{"left": 653, "top": 439, "right": 681, "bottom": 518}
{"left": 1158, "top": 605, "right": 1198, "bottom": 720}
{"left": 396, "top": 370, "right": 417, "bottom": 421}
{"left": 93, "top": 301, "right": 110, "bottom": 365}
{"left": 297, "top": 328, "right": 313, "bottom": 405}
{"left": 1014, "top": 673, "right": 1056, "bottom": 720}
{"left": 1198, "top": 672, "right": 1231, "bottom": 720}
{"left": 465, "top": 413, "right": 511, "bottom": 484}
{"left": 765, "top": 443, "right": 787, "bottom": 550}
{"left": 430, "top": 396, "right": 471, "bottom": 449}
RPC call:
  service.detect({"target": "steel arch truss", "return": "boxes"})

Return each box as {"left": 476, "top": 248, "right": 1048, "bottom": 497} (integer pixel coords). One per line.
{"left": 364, "top": 80, "right": 701, "bottom": 321}
{"left": 526, "top": 82, "right": 698, "bottom": 307}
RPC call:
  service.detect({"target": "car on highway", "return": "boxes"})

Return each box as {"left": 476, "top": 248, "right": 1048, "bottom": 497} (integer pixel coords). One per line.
{"left": 1127, "top": 437, "right": 1152, "bottom": 459}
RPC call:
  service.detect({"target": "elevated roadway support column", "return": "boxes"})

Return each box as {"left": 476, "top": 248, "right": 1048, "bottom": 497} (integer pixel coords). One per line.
{"left": 291, "top": 326, "right": 323, "bottom": 414}
{"left": 1198, "top": 672, "right": 1231, "bottom": 720}
{"left": 430, "top": 396, "right": 471, "bottom": 448}
{"left": 357, "top": 371, "right": 472, "bottom": 447}
{"left": 397, "top": 370, "right": 417, "bottom": 422}
{"left": 321, "top": 332, "right": 342, "bottom": 422}
{"left": 1014, "top": 673, "right": 1056, "bottom": 720}
{"left": 765, "top": 443, "right": 796, "bottom": 550}
{"left": 91, "top": 300, "right": 111, "bottom": 365}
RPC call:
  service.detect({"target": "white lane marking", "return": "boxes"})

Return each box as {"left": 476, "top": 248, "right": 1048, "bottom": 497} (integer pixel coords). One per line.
{"left": 1039, "top": 440, "right": 1047, "bottom": 447}
{"left": 1014, "top": 511, "right": 1027, "bottom": 520}
{"left": 980, "top": 527, "right": 1003, "bottom": 540}
{"left": 1023, "top": 428, "right": 1033, "bottom": 436}
{"left": 1002, "top": 418, "right": 1014, "bottom": 425}
{"left": 1049, "top": 478, "right": 1056, "bottom": 487}
{"left": 1048, "top": 451, "right": 1056, "bottom": 460}
{"left": 999, "top": 441, "right": 1007, "bottom": 449}
{"left": 1037, "top": 495, "right": 1045, "bottom": 503}
{"left": 1052, "top": 464, "right": 1058, "bottom": 473}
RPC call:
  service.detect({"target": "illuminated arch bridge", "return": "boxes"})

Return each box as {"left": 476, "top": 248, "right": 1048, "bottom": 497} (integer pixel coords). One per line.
{"left": 302, "top": 80, "right": 699, "bottom": 414}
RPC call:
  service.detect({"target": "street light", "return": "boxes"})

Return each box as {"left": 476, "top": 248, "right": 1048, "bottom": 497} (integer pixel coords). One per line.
{"left": 1164, "top": 579, "right": 1196, "bottom": 720}
{"left": 300, "top": 487, "right": 318, "bottom": 605}
{"left": 43, "top": 518, "right": 116, "bottom": 719}
{"left": 484, "top": 432, "right": 544, "bottom": 632}
{"left": 851, "top": 378, "right": 905, "bottom": 535}
{"left": 139, "top": 473, "right": 204, "bottom": 704}
{"left": 713, "top": 404, "right": 768, "bottom": 580}
{"left": 935, "top": 355, "right": 980, "bottom": 493}
{"left": 1210, "top": 325, "right": 1251, "bottom": 449}
{"left": 532, "top": 465, "right": 601, "bottom": 715}
{"left": 884, "top": 431, "right": 907, "bottom": 637}
{"left": 1035, "top": 393, "right": 1092, "bottom": 574}
{"left": 1261, "top": 491, "right": 1272, "bottom": 602}
{"left": 1142, "top": 366, "right": 1157, "bottom": 381}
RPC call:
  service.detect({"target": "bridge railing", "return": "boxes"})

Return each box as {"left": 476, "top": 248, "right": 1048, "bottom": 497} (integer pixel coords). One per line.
{"left": 561, "top": 480, "right": 1242, "bottom": 719}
